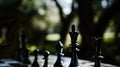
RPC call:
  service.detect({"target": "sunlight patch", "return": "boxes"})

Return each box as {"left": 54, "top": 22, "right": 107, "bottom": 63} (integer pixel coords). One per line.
{"left": 46, "top": 33, "right": 60, "bottom": 41}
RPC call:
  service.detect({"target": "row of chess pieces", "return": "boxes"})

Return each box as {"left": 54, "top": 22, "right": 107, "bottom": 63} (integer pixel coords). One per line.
{"left": 20, "top": 41, "right": 64, "bottom": 67}
{"left": 18, "top": 25, "right": 103, "bottom": 67}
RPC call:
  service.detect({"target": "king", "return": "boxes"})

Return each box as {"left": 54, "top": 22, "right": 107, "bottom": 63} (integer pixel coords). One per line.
{"left": 69, "top": 25, "right": 80, "bottom": 67}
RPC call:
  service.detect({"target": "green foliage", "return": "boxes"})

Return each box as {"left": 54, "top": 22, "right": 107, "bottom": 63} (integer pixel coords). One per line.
{"left": 103, "top": 32, "right": 115, "bottom": 44}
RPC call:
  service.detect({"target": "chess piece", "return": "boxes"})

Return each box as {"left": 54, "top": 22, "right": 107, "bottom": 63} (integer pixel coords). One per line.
{"left": 54, "top": 41, "right": 64, "bottom": 67}
{"left": 18, "top": 31, "right": 31, "bottom": 64}
{"left": 23, "top": 48, "right": 31, "bottom": 64}
{"left": 92, "top": 37, "right": 103, "bottom": 67}
{"left": 32, "top": 49, "right": 40, "bottom": 67}
{"left": 18, "top": 47, "right": 23, "bottom": 61}
{"left": 43, "top": 50, "right": 50, "bottom": 67}
{"left": 69, "top": 25, "right": 80, "bottom": 67}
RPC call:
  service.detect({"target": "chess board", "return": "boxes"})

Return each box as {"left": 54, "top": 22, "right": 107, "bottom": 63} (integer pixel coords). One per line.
{"left": 0, "top": 55, "right": 118, "bottom": 67}
{"left": 0, "top": 58, "right": 30, "bottom": 67}
{"left": 0, "top": 59, "right": 21, "bottom": 67}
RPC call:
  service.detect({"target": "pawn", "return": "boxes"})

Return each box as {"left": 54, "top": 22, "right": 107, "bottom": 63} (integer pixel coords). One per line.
{"left": 32, "top": 49, "right": 40, "bottom": 67}
{"left": 54, "top": 41, "right": 64, "bottom": 67}
{"left": 43, "top": 50, "right": 50, "bottom": 67}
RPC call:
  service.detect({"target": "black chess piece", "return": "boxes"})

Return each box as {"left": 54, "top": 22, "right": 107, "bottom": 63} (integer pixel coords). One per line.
{"left": 92, "top": 37, "right": 103, "bottom": 67}
{"left": 32, "top": 49, "right": 40, "bottom": 67}
{"left": 24, "top": 48, "right": 31, "bottom": 64}
{"left": 18, "top": 47, "right": 23, "bottom": 61}
{"left": 69, "top": 25, "right": 80, "bottom": 67}
{"left": 18, "top": 31, "right": 31, "bottom": 64}
{"left": 54, "top": 41, "right": 64, "bottom": 67}
{"left": 43, "top": 50, "right": 50, "bottom": 67}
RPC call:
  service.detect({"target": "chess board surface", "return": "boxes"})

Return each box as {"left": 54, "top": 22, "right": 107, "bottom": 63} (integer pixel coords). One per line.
{"left": 0, "top": 59, "right": 22, "bottom": 67}
{"left": 0, "top": 55, "right": 118, "bottom": 67}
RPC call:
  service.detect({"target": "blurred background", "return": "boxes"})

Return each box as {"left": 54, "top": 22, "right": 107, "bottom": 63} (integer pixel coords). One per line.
{"left": 0, "top": 0, "right": 120, "bottom": 66}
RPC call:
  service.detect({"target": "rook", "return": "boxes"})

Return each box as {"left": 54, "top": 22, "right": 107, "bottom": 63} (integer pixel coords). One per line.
{"left": 92, "top": 37, "right": 103, "bottom": 67}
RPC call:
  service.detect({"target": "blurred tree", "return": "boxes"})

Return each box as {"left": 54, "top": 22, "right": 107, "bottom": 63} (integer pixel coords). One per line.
{"left": 0, "top": 0, "right": 22, "bottom": 59}
{"left": 77, "top": 0, "right": 95, "bottom": 59}
{"left": 18, "top": 0, "right": 49, "bottom": 46}
{"left": 77, "top": 0, "right": 120, "bottom": 65}
{"left": 54, "top": 0, "right": 76, "bottom": 43}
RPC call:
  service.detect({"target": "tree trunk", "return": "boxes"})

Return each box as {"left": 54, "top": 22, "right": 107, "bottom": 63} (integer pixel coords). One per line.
{"left": 94, "top": 0, "right": 120, "bottom": 36}
{"left": 77, "top": 0, "right": 95, "bottom": 59}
